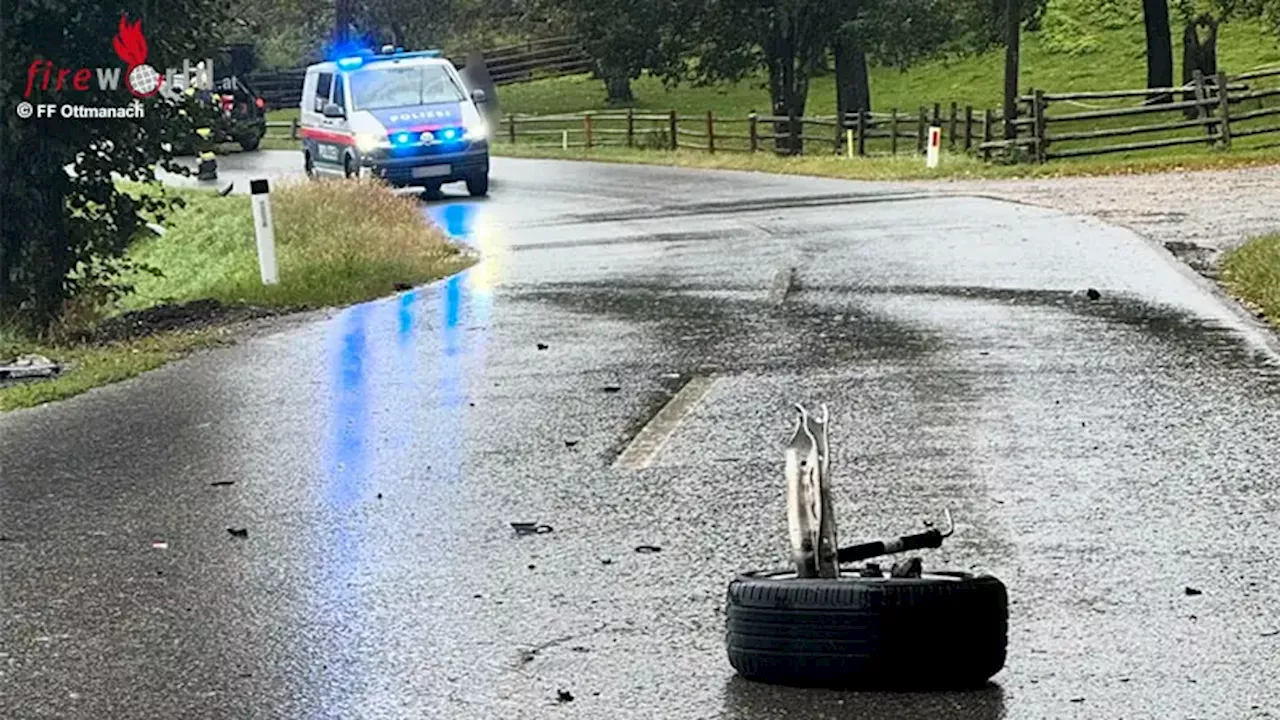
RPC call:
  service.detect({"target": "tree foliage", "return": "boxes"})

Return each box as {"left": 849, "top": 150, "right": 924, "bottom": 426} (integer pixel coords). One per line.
{"left": 1, "top": 0, "right": 226, "bottom": 329}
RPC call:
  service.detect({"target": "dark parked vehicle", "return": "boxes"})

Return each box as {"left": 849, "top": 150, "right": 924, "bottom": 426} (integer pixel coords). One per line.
{"left": 213, "top": 44, "right": 268, "bottom": 151}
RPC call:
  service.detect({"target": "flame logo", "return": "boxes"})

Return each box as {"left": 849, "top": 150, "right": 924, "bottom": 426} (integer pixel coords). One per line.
{"left": 112, "top": 15, "right": 148, "bottom": 66}
{"left": 112, "top": 14, "right": 160, "bottom": 98}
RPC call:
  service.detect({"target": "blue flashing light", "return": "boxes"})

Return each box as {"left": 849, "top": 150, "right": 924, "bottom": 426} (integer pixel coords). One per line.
{"left": 394, "top": 132, "right": 411, "bottom": 145}
{"left": 441, "top": 128, "right": 457, "bottom": 141}
{"left": 337, "top": 56, "right": 364, "bottom": 70}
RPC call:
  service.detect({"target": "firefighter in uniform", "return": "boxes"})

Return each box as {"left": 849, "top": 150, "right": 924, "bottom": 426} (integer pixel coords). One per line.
{"left": 189, "top": 83, "right": 218, "bottom": 181}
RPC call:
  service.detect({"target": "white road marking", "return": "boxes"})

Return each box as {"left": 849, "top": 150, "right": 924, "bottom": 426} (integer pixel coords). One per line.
{"left": 612, "top": 375, "right": 719, "bottom": 470}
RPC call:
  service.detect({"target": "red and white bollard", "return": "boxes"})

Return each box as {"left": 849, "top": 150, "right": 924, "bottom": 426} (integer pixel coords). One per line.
{"left": 926, "top": 126, "right": 942, "bottom": 169}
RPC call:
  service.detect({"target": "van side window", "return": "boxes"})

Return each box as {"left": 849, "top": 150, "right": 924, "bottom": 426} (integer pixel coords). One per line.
{"left": 332, "top": 74, "right": 345, "bottom": 110}
{"left": 314, "top": 72, "right": 334, "bottom": 113}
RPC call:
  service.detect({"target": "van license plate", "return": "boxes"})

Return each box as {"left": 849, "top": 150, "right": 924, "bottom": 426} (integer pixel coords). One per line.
{"left": 412, "top": 165, "right": 450, "bottom": 178}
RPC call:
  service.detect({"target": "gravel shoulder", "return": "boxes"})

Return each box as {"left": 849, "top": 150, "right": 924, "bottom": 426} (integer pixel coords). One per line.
{"left": 918, "top": 164, "right": 1280, "bottom": 277}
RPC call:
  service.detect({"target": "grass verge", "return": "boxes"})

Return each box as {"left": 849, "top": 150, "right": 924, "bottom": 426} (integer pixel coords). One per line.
{"left": 491, "top": 143, "right": 1280, "bottom": 181}
{"left": 1, "top": 178, "right": 473, "bottom": 411}
{"left": 1221, "top": 234, "right": 1280, "bottom": 328}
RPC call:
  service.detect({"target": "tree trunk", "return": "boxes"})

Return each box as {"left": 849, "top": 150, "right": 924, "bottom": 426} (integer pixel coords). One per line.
{"left": 1181, "top": 17, "right": 1219, "bottom": 115}
{"left": 1003, "top": 0, "right": 1021, "bottom": 141}
{"left": 1142, "top": 0, "right": 1174, "bottom": 103}
{"left": 833, "top": 32, "right": 870, "bottom": 126}
{"left": 602, "top": 70, "right": 634, "bottom": 105}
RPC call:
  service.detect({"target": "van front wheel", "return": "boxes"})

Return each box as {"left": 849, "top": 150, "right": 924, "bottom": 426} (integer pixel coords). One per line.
{"left": 466, "top": 171, "right": 489, "bottom": 197}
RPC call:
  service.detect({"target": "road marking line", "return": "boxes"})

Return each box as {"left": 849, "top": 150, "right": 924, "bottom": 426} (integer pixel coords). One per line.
{"left": 613, "top": 375, "right": 719, "bottom": 470}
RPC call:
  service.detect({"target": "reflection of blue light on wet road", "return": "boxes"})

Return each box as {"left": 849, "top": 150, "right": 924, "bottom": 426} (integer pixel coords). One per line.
{"left": 313, "top": 304, "right": 371, "bottom": 712}
{"left": 398, "top": 290, "right": 417, "bottom": 348}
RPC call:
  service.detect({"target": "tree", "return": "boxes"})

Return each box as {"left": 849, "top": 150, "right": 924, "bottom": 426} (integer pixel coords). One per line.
{"left": 1144, "top": 0, "right": 1176, "bottom": 101}
{"left": 830, "top": 0, "right": 960, "bottom": 123}
{"left": 1, "top": 2, "right": 225, "bottom": 329}
{"left": 528, "top": 0, "right": 680, "bottom": 104}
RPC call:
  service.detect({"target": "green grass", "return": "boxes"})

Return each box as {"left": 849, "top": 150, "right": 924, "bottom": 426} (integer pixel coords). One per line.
{"left": 1222, "top": 234, "right": 1280, "bottom": 327}
{"left": 123, "top": 179, "right": 473, "bottom": 310}
{"left": 1, "top": 179, "right": 473, "bottom": 411}
{"left": 0, "top": 330, "right": 232, "bottom": 412}
{"left": 496, "top": 20, "right": 1280, "bottom": 117}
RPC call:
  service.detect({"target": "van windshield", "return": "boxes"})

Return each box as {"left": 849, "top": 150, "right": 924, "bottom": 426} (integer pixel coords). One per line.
{"left": 348, "top": 64, "right": 466, "bottom": 111}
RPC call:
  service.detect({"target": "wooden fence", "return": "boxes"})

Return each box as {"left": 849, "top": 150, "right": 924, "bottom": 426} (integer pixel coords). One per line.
{"left": 497, "top": 107, "right": 1000, "bottom": 157}
{"left": 979, "top": 66, "right": 1280, "bottom": 162}
{"left": 247, "top": 35, "right": 590, "bottom": 109}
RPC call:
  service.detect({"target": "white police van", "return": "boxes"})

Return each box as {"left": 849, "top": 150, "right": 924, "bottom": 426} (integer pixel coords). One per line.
{"left": 300, "top": 46, "right": 491, "bottom": 196}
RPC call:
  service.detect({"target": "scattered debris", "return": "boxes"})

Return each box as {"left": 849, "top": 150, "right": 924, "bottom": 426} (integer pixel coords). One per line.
{"left": 0, "top": 354, "right": 62, "bottom": 380}
{"left": 564, "top": 439, "right": 579, "bottom": 448}
{"left": 218, "top": 182, "right": 234, "bottom": 197}
{"left": 144, "top": 222, "right": 167, "bottom": 236}
{"left": 603, "top": 385, "right": 621, "bottom": 393}
{"left": 376, "top": 493, "right": 383, "bottom": 500}
{"left": 1185, "top": 586, "right": 1203, "bottom": 596}
{"left": 227, "top": 528, "right": 249, "bottom": 539}
{"left": 210, "top": 481, "right": 234, "bottom": 487}
{"left": 537, "top": 343, "right": 549, "bottom": 350}
{"left": 1085, "top": 288, "right": 1101, "bottom": 301}
{"left": 600, "top": 558, "right": 613, "bottom": 565}
{"left": 151, "top": 540, "right": 169, "bottom": 550}
{"left": 1262, "top": 630, "right": 1280, "bottom": 637}
{"left": 556, "top": 690, "right": 574, "bottom": 703}
{"left": 890, "top": 557, "right": 923, "bottom": 578}
{"left": 570, "top": 646, "right": 589, "bottom": 653}
{"left": 1070, "top": 697, "right": 1085, "bottom": 703}
{"left": 859, "top": 563, "right": 883, "bottom": 578}
{"left": 393, "top": 282, "right": 413, "bottom": 292}
{"left": 473, "top": 593, "right": 483, "bottom": 599}
{"left": 634, "top": 545, "right": 661, "bottom": 554}
{"left": 527, "top": 564, "right": 536, "bottom": 570}
{"left": 512, "top": 522, "right": 554, "bottom": 536}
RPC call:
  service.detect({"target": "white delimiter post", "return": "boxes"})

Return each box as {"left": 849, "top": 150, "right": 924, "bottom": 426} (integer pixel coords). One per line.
{"left": 926, "top": 126, "right": 942, "bottom": 169}
{"left": 249, "top": 179, "right": 279, "bottom": 285}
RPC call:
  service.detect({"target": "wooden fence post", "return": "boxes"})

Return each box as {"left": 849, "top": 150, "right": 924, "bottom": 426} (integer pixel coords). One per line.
{"left": 890, "top": 109, "right": 899, "bottom": 155}
{"left": 706, "top": 111, "right": 715, "bottom": 153}
{"left": 834, "top": 112, "right": 844, "bottom": 155}
{"left": 856, "top": 110, "right": 867, "bottom": 156}
{"left": 290, "top": 117, "right": 299, "bottom": 139}
{"left": 917, "top": 106, "right": 927, "bottom": 154}
{"left": 964, "top": 105, "right": 973, "bottom": 152}
{"left": 748, "top": 113, "right": 758, "bottom": 153}
{"left": 932, "top": 103, "right": 941, "bottom": 128}
{"left": 982, "top": 108, "right": 993, "bottom": 161}
{"left": 1215, "top": 72, "right": 1232, "bottom": 149}
{"left": 1031, "top": 89, "right": 1047, "bottom": 163}
{"left": 627, "top": 108, "right": 635, "bottom": 148}
{"left": 949, "top": 102, "right": 958, "bottom": 149}
{"left": 507, "top": 115, "right": 516, "bottom": 144}
{"left": 1192, "top": 70, "right": 1213, "bottom": 146}
{"left": 669, "top": 110, "right": 678, "bottom": 150}
{"left": 584, "top": 113, "right": 593, "bottom": 149}
{"left": 789, "top": 113, "right": 800, "bottom": 155}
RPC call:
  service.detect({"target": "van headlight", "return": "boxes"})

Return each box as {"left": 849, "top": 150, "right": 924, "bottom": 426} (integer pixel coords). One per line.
{"left": 463, "top": 119, "right": 488, "bottom": 141}
{"left": 355, "top": 133, "right": 386, "bottom": 152}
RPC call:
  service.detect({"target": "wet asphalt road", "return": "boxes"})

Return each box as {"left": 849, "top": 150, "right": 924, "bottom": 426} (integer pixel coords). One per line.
{"left": 4, "top": 152, "right": 1280, "bottom": 720}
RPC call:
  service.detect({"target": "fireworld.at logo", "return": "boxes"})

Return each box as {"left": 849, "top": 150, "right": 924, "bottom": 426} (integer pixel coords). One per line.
{"left": 22, "top": 14, "right": 211, "bottom": 100}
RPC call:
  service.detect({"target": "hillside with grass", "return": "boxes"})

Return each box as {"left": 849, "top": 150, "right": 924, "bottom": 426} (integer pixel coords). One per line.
{"left": 498, "top": 5, "right": 1280, "bottom": 118}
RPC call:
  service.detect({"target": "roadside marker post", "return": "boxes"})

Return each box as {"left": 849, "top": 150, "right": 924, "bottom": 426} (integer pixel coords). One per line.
{"left": 846, "top": 129, "right": 853, "bottom": 159}
{"left": 562, "top": 130, "right": 568, "bottom": 150}
{"left": 249, "top": 179, "right": 279, "bottom": 285}
{"left": 926, "top": 126, "right": 942, "bottom": 169}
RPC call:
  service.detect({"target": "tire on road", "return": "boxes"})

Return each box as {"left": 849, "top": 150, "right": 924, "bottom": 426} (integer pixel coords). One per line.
{"left": 466, "top": 171, "right": 489, "bottom": 197}
{"left": 238, "top": 132, "right": 262, "bottom": 152}
{"left": 726, "top": 569, "right": 1007, "bottom": 689}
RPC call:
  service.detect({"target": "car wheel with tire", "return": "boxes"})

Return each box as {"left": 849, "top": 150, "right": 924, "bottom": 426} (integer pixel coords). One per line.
{"left": 238, "top": 131, "right": 262, "bottom": 152}
{"left": 726, "top": 569, "right": 1007, "bottom": 689}
{"left": 304, "top": 151, "right": 316, "bottom": 179}
{"left": 343, "top": 154, "right": 356, "bottom": 179}
{"left": 465, "top": 171, "right": 489, "bottom": 197}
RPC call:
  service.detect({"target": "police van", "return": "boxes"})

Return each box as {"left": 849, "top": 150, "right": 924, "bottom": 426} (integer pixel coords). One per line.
{"left": 300, "top": 47, "right": 491, "bottom": 196}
